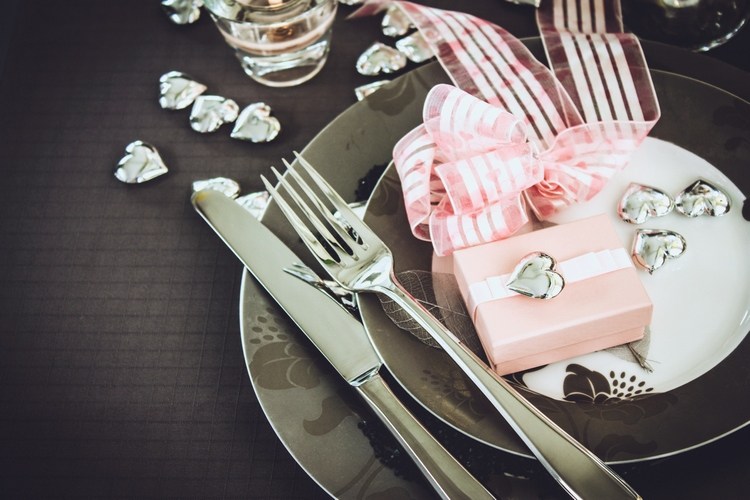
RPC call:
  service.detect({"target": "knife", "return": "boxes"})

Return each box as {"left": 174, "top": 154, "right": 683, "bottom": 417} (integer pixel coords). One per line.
{"left": 191, "top": 189, "right": 494, "bottom": 500}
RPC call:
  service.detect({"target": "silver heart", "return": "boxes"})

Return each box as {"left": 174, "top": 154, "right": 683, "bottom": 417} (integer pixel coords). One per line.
{"left": 231, "top": 103, "right": 281, "bottom": 143}
{"left": 356, "top": 42, "right": 407, "bottom": 76}
{"left": 159, "top": 71, "right": 207, "bottom": 110}
{"left": 354, "top": 80, "right": 391, "bottom": 101}
{"left": 192, "top": 177, "right": 241, "bottom": 198}
{"left": 236, "top": 191, "right": 270, "bottom": 219}
{"left": 114, "top": 140, "right": 169, "bottom": 184}
{"left": 189, "top": 95, "right": 239, "bottom": 133}
{"left": 161, "top": 0, "right": 203, "bottom": 25}
{"left": 675, "top": 179, "right": 731, "bottom": 217}
{"left": 381, "top": 4, "right": 413, "bottom": 37}
{"left": 632, "top": 229, "right": 686, "bottom": 274}
{"left": 618, "top": 183, "right": 674, "bottom": 224}
{"left": 395, "top": 31, "right": 434, "bottom": 63}
{"left": 506, "top": 252, "right": 565, "bottom": 300}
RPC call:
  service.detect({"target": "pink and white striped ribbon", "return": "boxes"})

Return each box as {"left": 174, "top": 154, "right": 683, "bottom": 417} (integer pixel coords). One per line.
{"left": 354, "top": 1, "right": 660, "bottom": 256}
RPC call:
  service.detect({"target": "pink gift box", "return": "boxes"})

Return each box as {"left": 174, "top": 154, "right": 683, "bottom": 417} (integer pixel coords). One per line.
{"left": 451, "top": 214, "right": 652, "bottom": 375}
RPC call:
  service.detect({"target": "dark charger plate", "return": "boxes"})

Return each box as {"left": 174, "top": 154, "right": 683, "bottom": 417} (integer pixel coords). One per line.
{"left": 242, "top": 39, "right": 750, "bottom": 498}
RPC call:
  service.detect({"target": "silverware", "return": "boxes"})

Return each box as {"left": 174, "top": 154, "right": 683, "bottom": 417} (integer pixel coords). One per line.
{"left": 282, "top": 262, "right": 358, "bottom": 314}
{"left": 191, "top": 189, "right": 494, "bottom": 500}
{"left": 262, "top": 153, "right": 642, "bottom": 500}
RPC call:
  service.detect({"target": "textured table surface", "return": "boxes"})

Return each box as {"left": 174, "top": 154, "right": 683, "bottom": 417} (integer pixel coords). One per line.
{"left": 1, "top": 1, "right": 748, "bottom": 498}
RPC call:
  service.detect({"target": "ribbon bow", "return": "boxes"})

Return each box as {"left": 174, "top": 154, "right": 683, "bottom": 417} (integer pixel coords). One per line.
{"left": 373, "top": 1, "right": 659, "bottom": 256}
{"left": 395, "top": 84, "right": 647, "bottom": 256}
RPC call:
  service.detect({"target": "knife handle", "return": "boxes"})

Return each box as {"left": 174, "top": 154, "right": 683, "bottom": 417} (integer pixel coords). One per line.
{"left": 356, "top": 373, "right": 494, "bottom": 500}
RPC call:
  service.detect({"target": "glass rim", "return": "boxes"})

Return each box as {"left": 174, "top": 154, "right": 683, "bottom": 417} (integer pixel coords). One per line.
{"left": 204, "top": 0, "right": 336, "bottom": 25}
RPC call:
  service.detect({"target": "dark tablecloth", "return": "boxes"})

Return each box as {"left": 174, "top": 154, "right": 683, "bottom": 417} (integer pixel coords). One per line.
{"left": 1, "top": 1, "right": 748, "bottom": 498}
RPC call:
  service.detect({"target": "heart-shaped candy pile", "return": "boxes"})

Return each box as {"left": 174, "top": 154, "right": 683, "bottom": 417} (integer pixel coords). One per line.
{"left": 231, "top": 103, "right": 281, "bottom": 143}
{"left": 506, "top": 252, "right": 565, "bottom": 299}
{"left": 114, "top": 140, "right": 169, "bottom": 184}
{"left": 618, "top": 183, "right": 674, "bottom": 224}
{"left": 632, "top": 229, "right": 686, "bottom": 274}
{"left": 675, "top": 179, "right": 731, "bottom": 217}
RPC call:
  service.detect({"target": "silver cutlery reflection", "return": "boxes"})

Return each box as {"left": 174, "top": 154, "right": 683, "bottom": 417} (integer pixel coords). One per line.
{"left": 261, "top": 153, "right": 642, "bottom": 500}
{"left": 191, "top": 189, "right": 494, "bottom": 500}
{"left": 283, "top": 262, "right": 358, "bottom": 314}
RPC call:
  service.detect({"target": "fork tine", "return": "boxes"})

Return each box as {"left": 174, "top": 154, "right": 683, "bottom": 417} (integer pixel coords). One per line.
{"left": 293, "top": 152, "right": 374, "bottom": 242}
{"left": 270, "top": 165, "right": 354, "bottom": 260}
{"left": 260, "top": 174, "right": 338, "bottom": 265}
{"left": 283, "top": 158, "right": 362, "bottom": 250}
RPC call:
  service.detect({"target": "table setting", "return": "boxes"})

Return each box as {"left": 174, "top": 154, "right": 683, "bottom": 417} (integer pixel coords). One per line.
{"left": 1, "top": 0, "right": 749, "bottom": 498}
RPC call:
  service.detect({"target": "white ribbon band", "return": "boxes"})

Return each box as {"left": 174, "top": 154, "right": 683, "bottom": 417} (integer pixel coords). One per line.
{"left": 468, "top": 248, "right": 633, "bottom": 314}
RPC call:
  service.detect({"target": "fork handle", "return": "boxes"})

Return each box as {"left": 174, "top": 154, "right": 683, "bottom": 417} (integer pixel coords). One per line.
{"left": 356, "top": 373, "right": 494, "bottom": 500}
{"left": 382, "top": 282, "right": 641, "bottom": 500}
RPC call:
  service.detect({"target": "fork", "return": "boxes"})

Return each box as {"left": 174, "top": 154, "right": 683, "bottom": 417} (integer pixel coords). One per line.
{"left": 261, "top": 153, "right": 641, "bottom": 500}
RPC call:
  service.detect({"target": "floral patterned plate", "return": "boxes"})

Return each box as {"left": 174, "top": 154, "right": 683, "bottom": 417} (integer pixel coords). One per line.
{"left": 356, "top": 51, "right": 750, "bottom": 461}
{"left": 241, "top": 39, "right": 750, "bottom": 497}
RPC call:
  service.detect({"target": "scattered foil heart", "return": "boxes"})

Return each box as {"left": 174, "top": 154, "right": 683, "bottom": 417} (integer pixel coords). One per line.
{"left": 114, "top": 140, "right": 169, "bottom": 184}
{"left": 356, "top": 42, "right": 407, "bottom": 76}
{"left": 230, "top": 103, "right": 281, "bottom": 143}
{"left": 632, "top": 229, "right": 686, "bottom": 274}
{"left": 675, "top": 179, "right": 731, "bottom": 217}
{"left": 381, "top": 4, "right": 413, "bottom": 37}
{"left": 354, "top": 80, "right": 391, "bottom": 101}
{"left": 192, "top": 177, "right": 241, "bottom": 198}
{"left": 189, "top": 95, "right": 239, "bottom": 133}
{"left": 506, "top": 252, "right": 565, "bottom": 299}
{"left": 618, "top": 183, "right": 674, "bottom": 224}
{"left": 159, "top": 71, "right": 207, "bottom": 110}
{"left": 395, "top": 31, "right": 434, "bottom": 63}
{"left": 161, "top": 0, "right": 204, "bottom": 25}
{"left": 236, "top": 191, "right": 270, "bottom": 219}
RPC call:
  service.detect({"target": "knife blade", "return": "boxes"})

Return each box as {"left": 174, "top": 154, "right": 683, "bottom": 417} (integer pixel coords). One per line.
{"left": 191, "top": 189, "right": 494, "bottom": 500}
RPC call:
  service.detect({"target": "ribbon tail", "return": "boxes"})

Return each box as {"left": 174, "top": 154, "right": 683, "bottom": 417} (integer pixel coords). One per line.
{"left": 393, "top": 125, "right": 439, "bottom": 242}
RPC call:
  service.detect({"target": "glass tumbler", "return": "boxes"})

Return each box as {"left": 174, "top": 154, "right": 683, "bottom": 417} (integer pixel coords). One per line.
{"left": 622, "top": 0, "right": 750, "bottom": 51}
{"left": 204, "top": 0, "right": 338, "bottom": 87}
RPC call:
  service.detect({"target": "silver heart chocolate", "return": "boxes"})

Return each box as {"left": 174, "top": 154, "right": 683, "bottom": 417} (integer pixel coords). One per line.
{"left": 231, "top": 103, "right": 281, "bottom": 143}
{"left": 354, "top": 80, "right": 391, "bottom": 101}
{"left": 617, "top": 183, "right": 674, "bottom": 224}
{"left": 236, "top": 191, "right": 270, "bottom": 219}
{"left": 189, "top": 95, "right": 239, "bottom": 133}
{"left": 114, "top": 140, "right": 169, "bottom": 184}
{"left": 632, "top": 229, "right": 686, "bottom": 274}
{"left": 675, "top": 179, "right": 731, "bottom": 217}
{"left": 356, "top": 42, "right": 407, "bottom": 76}
{"left": 506, "top": 252, "right": 565, "bottom": 299}
{"left": 161, "top": 0, "right": 203, "bottom": 25}
{"left": 192, "top": 177, "right": 241, "bottom": 199}
{"left": 381, "top": 4, "right": 413, "bottom": 37}
{"left": 395, "top": 31, "right": 434, "bottom": 63}
{"left": 159, "top": 71, "right": 207, "bottom": 110}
